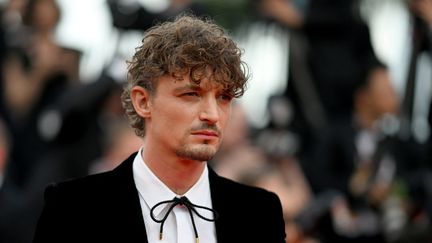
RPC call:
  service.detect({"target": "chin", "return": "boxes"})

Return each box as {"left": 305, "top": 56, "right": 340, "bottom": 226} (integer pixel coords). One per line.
{"left": 176, "top": 144, "right": 218, "bottom": 161}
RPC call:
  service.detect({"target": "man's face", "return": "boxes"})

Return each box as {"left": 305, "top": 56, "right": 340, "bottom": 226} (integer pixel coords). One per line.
{"left": 145, "top": 74, "right": 233, "bottom": 162}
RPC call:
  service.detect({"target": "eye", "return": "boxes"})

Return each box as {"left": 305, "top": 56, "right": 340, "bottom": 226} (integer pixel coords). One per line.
{"left": 179, "top": 92, "right": 201, "bottom": 100}
{"left": 219, "top": 93, "right": 233, "bottom": 102}
{"left": 183, "top": 92, "right": 199, "bottom": 97}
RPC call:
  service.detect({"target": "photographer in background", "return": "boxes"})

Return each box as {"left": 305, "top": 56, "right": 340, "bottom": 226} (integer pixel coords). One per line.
{"left": 0, "top": 1, "right": 84, "bottom": 242}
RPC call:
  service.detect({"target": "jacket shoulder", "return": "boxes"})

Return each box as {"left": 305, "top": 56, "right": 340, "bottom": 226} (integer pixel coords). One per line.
{"left": 210, "top": 171, "right": 286, "bottom": 242}
{"left": 44, "top": 153, "right": 136, "bottom": 202}
{"left": 211, "top": 170, "right": 280, "bottom": 202}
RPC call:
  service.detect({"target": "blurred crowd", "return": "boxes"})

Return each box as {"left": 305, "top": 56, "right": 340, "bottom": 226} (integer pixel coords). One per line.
{"left": 0, "top": 0, "right": 431, "bottom": 243}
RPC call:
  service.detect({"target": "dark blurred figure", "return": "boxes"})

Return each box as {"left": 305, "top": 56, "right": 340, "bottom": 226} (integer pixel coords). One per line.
{"left": 398, "top": 0, "right": 432, "bottom": 142}
{"left": 408, "top": 0, "right": 432, "bottom": 165}
{"left": 0, "top": 1, "right": 83, "bottom": 241}
{"left": 301, "top": 60, "right": 405, "bottom": 243}
{"left": 0, "top": 72, "right": 123, "bottom": 243}
{"left": 401, "top": 0, "right": 432, "bottom": 239}
{"left": 249, "top": 0, "right": 432, "bottom": 242}
{"left": 0, "top": 1, "right": 123, "bottom": 242}
{"left": 299, "top": 0, "right": 375, "bottom": 120}
{"left": 0, "top": 0, "right": 68, "bottom": 188}
{"left": 250, "top": 0, "right": 377, "bottom": 159}
{"left": 107, "top": 0, "right": 209, "bottom": 32}
{"left": 341, "top": 60, "right": 399, "bottom": 196}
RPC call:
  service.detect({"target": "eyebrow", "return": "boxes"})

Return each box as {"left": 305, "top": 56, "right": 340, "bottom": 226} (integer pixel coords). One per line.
{"left": 173, "top": 83, "right": 202, "bottom": 93}
{"left": 173, "top": 81, "right": 227, "bottom": 94}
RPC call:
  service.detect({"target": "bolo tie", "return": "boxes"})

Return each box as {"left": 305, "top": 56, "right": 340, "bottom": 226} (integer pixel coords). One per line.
{"left": 150, "top": 196, "right": 219, "bottom": 243}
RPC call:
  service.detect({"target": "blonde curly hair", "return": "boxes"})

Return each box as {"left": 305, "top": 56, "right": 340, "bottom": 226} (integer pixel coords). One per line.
{"left": 121, "top": 14, "right": 249, "bottom": 137}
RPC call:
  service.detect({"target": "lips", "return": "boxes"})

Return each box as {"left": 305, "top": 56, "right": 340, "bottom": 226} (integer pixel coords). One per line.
{"left": 191, "top": 130, "right": 219, "bottom": 137}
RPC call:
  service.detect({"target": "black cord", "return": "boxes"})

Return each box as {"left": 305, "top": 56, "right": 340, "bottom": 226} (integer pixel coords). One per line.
{"left": 150, "top": 196, "right": 219, "bottom": 242}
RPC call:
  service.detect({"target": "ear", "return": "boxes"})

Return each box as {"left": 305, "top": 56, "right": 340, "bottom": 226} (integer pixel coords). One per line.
{"left": 130, "top": 86, "right": 152, "bottom": 118}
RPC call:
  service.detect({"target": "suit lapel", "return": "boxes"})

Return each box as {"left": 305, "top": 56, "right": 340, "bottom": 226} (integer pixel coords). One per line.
{"left": 209, "top": 168, "right": 234, "bottom": 243}
{"left": 110, "top": 153, "right": 149, "bottom": 242}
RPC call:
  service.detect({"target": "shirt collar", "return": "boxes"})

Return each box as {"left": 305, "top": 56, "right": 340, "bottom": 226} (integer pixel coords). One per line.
{"left": 133, "top": 147, "right": 212, "bottom": 217}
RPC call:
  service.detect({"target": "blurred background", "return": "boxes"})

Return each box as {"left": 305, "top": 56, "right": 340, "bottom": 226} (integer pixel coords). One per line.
{"left": 0, "top": 0, "right": 431, "bottom": 242}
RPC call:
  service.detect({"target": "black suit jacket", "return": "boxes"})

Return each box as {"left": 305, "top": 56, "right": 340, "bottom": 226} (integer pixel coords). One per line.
{"left": 33, "top": 153, "right": 286, "bottom": 243}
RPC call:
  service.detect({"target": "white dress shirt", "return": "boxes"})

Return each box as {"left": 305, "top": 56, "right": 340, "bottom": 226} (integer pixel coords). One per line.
{"left": 133, "top": 148, "right": 217, "bottom": 243}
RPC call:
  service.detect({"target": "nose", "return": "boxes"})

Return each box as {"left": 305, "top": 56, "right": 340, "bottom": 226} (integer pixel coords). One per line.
{"left": 199, "top": 96, "right": 220, "bottom": 124}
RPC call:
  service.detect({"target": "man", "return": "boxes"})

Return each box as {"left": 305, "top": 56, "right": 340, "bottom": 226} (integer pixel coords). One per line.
{"left": 302, "top": 60, "right": 399, "bottom": 242}
{"left": 33, "top": 15, "right": 286, "bottom": 243}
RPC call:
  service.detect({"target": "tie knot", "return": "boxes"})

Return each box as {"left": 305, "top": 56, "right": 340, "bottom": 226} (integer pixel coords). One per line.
{"left": 173, "top": 196, "right": 190, "bottom": 205}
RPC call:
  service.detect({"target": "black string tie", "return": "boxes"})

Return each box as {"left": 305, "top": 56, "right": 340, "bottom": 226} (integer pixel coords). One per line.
{"left": 150, "top": 196, "right": 219, "bottom": 243}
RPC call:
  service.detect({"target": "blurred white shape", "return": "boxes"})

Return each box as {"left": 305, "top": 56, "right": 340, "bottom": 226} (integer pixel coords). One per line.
{"left": 55, "top": 0, "right": 117, "bottom": 82}
{"left": 362, "top": 0, "right": 411, "bottom": 98}
{"left": 138, "top": 0, "right": 169, "bottom": 13}
{"left": 362, "top": 0, "right": 432, "bottom": 143}
{"left": 38, "top": 109, "right": 62, "bottom": 141}
{"left": 413, "top": 53, "right": 432, "bottom": 143}
{"left": 236, "top": 22, "right": 289, "bottom": 128}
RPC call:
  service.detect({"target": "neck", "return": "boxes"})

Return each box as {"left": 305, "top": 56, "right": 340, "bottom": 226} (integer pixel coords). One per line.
{"left": 141, "top": 145, "right": 206, "bottom": 195}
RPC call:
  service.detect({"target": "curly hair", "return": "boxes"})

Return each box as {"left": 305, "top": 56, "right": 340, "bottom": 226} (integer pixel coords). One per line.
{"left": 122, "top": 14, "right": 249, "bottom": 137}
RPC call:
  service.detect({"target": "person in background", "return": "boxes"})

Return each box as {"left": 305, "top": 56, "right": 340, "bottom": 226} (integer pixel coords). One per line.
{"left": 0, "top": 1, "right": 83, "bottom": 242}
{"left": 1, "top": 0, "right": 67, "bottom": 189}
{"left": 33, "top": 14, "right": 286, "bottom": 243}
{"left": 303, "top": 59, "right": 399, "bottom": 243}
